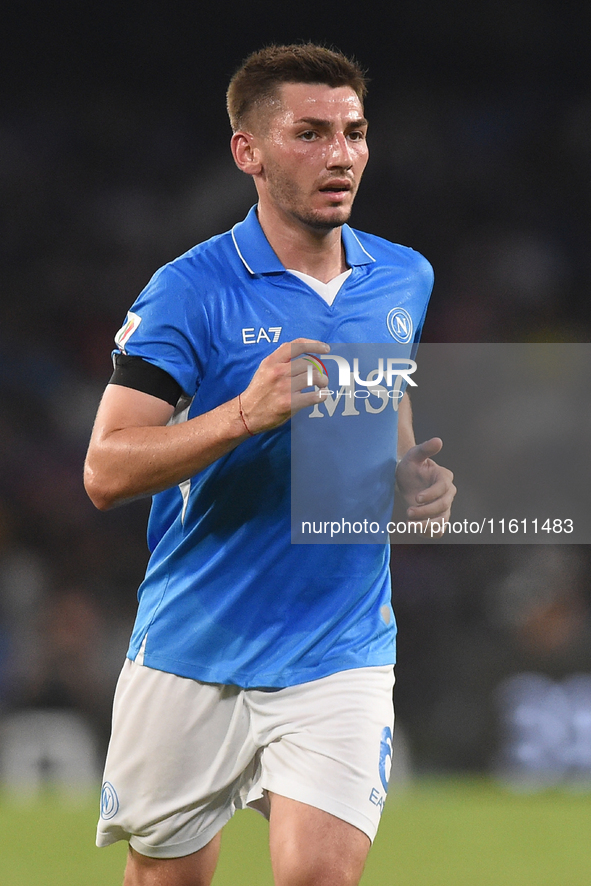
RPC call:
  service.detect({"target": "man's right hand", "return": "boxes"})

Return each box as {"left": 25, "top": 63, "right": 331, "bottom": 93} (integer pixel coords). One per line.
{"left": 239, "top": 338, "right": 330, "bottom": 434}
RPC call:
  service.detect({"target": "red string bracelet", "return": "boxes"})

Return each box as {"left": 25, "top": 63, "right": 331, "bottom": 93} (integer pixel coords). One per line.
{"left": 238, "top": 393, "right": 255, "bottom": 437}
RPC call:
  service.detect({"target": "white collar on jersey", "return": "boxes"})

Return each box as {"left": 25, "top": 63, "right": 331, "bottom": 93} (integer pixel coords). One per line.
{"left": 286, "top": 268, "right": 353, "bottom": 305}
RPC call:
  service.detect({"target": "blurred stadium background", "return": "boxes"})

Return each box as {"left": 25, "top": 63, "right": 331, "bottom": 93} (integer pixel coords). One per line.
{"left": 1, "top": 1, "right": 591, "bottom": 882}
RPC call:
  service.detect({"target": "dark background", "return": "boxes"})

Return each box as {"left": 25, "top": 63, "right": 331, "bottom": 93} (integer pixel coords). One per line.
{"left": 0, "top": 0, "right": 590, "bottom": 786}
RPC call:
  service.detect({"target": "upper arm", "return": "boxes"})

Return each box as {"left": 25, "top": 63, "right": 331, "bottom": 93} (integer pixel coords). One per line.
{"left": 88, "top": 384, "right": 175, "bottom": 445}
{"left": 84, "top": 385, "right": 176, "bottom": 509}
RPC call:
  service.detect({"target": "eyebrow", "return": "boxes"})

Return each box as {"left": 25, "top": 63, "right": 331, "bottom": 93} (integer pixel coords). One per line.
{"left": 293, "top": 116, "right": 368, "bottom": 129}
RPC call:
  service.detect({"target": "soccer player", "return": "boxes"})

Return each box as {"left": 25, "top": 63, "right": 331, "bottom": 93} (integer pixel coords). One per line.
{"left": 84, "top": 43, "right": 455, "bottom": 886}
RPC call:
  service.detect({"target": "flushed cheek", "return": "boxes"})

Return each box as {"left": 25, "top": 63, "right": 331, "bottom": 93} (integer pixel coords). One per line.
{"left": 354, "top": 145, "right": 369, "bottom": 170}
{"left": 265, "top": 142, "right": 323, "bottom": 171}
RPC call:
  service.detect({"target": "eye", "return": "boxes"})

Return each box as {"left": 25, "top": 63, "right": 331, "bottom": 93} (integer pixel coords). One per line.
{"left": 348, "top": 130, "right": 366, "bottom": 141}
{"left": 298, "top": 130, "right": 318, "bottom": 141}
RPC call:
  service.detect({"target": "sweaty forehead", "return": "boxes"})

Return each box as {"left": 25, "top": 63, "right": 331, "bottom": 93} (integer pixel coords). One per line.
{"left": 248, "top": 82, "right": 364, "bottom": 134}
{"left": 276, "top": 82, "right": 364, "bottom": 120}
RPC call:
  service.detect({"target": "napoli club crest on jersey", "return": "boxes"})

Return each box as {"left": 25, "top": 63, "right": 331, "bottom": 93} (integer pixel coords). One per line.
{"left": 387, "top": 307, "right": 413, "bottom": 343}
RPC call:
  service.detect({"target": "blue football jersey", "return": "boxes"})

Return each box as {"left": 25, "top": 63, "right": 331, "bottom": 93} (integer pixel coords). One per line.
{"left": 114, "top": 206, "right": 434, "bottom": 688}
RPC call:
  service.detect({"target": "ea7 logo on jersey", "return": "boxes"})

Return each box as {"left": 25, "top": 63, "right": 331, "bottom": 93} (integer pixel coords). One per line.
{"left": 242, "top": 326, "right": 282, "bottom": 344}
{"left": 387, "top": 308, "right": 413, "bottom": 343}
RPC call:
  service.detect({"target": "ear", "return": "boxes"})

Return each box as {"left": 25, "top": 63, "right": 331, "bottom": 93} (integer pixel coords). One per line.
{"left": 231, "top": 131, "right": 262, "bottom": 176}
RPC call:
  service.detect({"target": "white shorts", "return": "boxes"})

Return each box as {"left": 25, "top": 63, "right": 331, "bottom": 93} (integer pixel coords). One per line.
{"left": 96, "top": 659, "right": 395, "bottom": 858}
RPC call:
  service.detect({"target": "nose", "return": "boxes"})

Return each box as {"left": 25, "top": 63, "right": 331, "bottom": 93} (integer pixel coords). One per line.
{"left": 326, "top": 132, "right": 353, "bottom": 168}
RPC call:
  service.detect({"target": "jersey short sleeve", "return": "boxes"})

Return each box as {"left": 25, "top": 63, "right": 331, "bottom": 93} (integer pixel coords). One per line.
{"left": 113, "top": 261, "right": 211, "bottom": 397}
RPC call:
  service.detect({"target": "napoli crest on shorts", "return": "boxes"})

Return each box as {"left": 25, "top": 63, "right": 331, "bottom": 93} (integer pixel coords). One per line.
{"left": 387, "top": 307, "right": 413, "bottom": 343}
{"left": 379, "top": 726, "right": 393, "bottom": 793}
{"left": 100, "top": 781, "right": 120, "bottom": 820}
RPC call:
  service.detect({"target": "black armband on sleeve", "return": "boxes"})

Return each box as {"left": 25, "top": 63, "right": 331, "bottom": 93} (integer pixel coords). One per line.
{"left": 109, "top": 353, "right": 184, "bottom": 406}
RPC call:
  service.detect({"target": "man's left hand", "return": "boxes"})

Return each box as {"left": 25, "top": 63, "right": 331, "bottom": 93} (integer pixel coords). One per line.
{"left": 395, "top": 437, "right": 456, "bottom": 537}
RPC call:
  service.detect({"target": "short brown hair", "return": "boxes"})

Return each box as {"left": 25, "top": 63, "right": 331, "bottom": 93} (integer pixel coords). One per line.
{"left": 226, "top": 42, "right": 368, "bottom": 132}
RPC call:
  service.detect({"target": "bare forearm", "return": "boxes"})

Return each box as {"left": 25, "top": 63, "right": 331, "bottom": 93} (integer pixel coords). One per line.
{"left": 85, "top": 396, "right": 248, "bottom": 510}
{"left": 397, "top": 392, "right": 416, "bottom": 460}
{"left": 394, "top": 389, "right": 456, "bottom": 530}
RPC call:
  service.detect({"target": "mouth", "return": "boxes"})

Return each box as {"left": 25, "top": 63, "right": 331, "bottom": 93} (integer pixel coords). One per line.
{"left": 319, "top": 181, "right": 353, "bottom": 194}
{"left": 318, "top": 181, "right": 353, "bottom": 201}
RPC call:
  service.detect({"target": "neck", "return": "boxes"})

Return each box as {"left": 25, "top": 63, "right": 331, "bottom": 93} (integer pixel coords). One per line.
{"left": 256, "top": 202, "right": 348, "bottom": 283}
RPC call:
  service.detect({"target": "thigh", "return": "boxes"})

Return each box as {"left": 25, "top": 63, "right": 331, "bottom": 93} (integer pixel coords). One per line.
{"left": 268, "top": 794, "right": 370, "bottom": 886}
{"left": 123, "top": 836, "right": 221, "bottom": 886}
{"left": 97, "top": 660, "right": 259, "bottom": 859}
{"left": 249, "top": 665, "right": 395, "bottom": 843}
